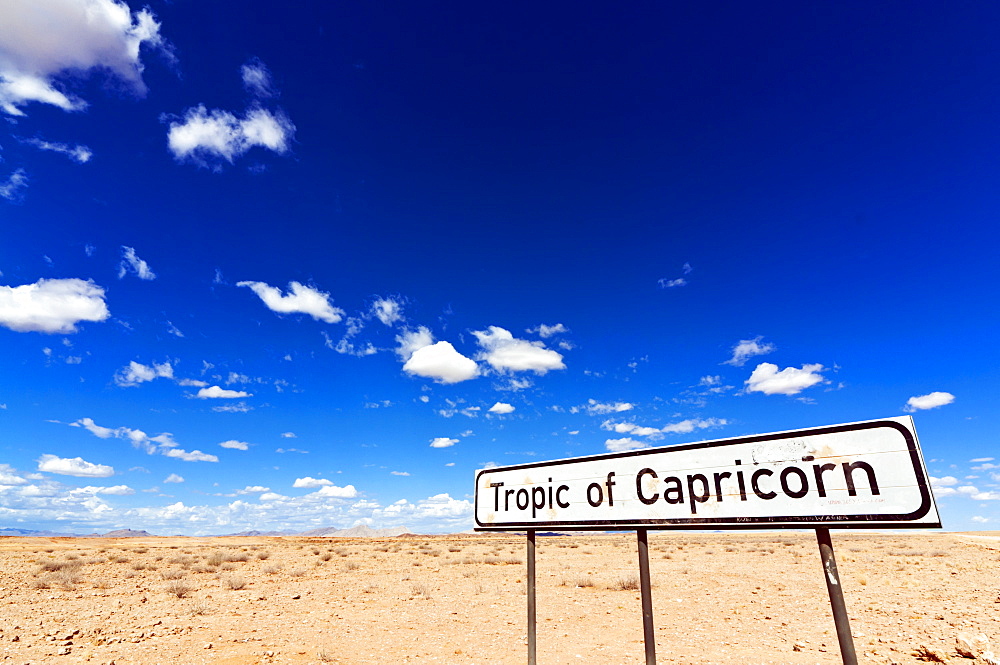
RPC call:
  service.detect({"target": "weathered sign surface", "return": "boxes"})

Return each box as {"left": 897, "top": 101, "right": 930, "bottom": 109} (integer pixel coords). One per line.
{"left": 474, "top": 416, "right": 940, "bottom": 530}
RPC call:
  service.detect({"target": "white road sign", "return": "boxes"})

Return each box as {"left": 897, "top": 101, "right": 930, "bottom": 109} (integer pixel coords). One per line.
{"left": 474, "top": 416, "right": 940, "bottom": 530}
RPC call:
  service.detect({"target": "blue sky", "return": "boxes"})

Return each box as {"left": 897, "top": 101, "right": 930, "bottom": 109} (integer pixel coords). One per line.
{"left": 1, "top": 1, "right": 998, "bottom": 535}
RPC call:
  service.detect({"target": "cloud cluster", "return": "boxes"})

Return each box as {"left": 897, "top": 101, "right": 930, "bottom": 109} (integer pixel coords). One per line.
{"left": 118, "top": 246, "right": 156, "bottom": 280}
{"left": 71, "top": 417, "right": 218, "bottom": 463}
{"left": 238, "top": 280, "right": 344, "bottom": 323}
{"left": 473, "top": 326, "right": 565, "bottom": 374}
{"left": 0, "top": 278, "right": 109, "bottom": 333}
{"left": 22, "top": 138, "right": 92, "bottom": 163}
{"left": 115, "top": 360, "right": 173, "bottom": 387}
{"left": 0, "top": 169, "right": 28, "bottom": 201}
{"left": 0, "top": 0, "right": 165, "bottom": 116}
{"left": 603, "top": 417, "right": 727, "bottom": 450}
{"left": 429, "top": 437, "right": 458, "bottom": 448}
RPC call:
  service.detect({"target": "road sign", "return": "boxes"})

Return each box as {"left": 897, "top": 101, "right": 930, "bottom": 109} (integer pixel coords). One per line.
{"left": 474, "top": 416, "right": 940, "bottom": 530}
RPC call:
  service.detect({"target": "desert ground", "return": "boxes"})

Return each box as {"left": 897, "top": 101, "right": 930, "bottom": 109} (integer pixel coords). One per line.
{"left": 0, "top": 531, "right": 997, "bottom": 664}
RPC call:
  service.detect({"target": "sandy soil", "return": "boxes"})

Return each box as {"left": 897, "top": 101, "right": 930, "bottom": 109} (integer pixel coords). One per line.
{"left": 0, "top": 531, "right": 997, "bottom": 664}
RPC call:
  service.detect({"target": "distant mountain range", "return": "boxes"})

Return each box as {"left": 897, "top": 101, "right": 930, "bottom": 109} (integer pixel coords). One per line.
{"left": 0, "top": 525, "right": 413, "bottom": 538}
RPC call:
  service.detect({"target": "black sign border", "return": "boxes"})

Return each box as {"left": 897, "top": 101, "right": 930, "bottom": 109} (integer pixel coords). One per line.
{"left": 474, "top": 419, "right": 940, "bottom": 531}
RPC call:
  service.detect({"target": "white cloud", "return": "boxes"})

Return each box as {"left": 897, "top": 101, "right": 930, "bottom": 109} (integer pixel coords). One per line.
{"left": 237, "top": 280, "right": 343, "bottom": 323}
{"left": 584, "top": 399, "right": 634, "bottom": 415}
{"left": 314, "top": 484, "right": 358, "bottom": 498}
{"left": 281, "top": 432, "right": 297, "bottom": 438}
{"left": 931, "top": 475, "right": 959, "bottom": 487}
{"left": 241, "top": 57, "right": 275, "bottom": 98}
{"left": 163, "top": 473, "right": 184, "bottom": 484}
{"left": 197, "top": 386, "right": 251, "bottom": 399}
{"left": 166, "top": 105, "right": 295, "bottom": 167}
{"left": 118, "top": 246, "right": 156, "bottom": 280}
{"left": 529, "top": 323, "right": 567, "bottom": 338}
{"left": 219, "top": 440, "right": 249, "bottom": 451}
{"left": 488, "top": 402, "right": 515, "bottom": 415}
{"left": 605, "top": 437, "right": 648, "bottom": 452}
{"left": 745, "top": 362, "right": 825, "bottom": 396}
{"left": 0, "top": 464, "right": 28, "bottom": 485}
{"left": 473, "top": 326, "right": 565, "bottom": 374}
{"left": 724, "top": 336, "right": 776, "bottom": 367}
{"left": 212, "top": 401, "right": 252, "bottom": 413}
{"left": 390, "top": 471, "right": 410, "bottom": 476}
{"left": 658, "top": 278, "right": 686, "bottom": 288}
{"left": 163, "top": 448, "right": 218, "bottom": 463}
{"left": 395, "top": 326, "right": 434, "bottom": 361}
{"left": 22, "top": 138, "right": 92, "bottom": 163}
{"left": 971, "top": 457, "right": 995, "bottom": 463}
{"left": 0, "top": 0, "right": 165, "bottom": 116}
{"left": 602, "top": 420, "right": 663, "bottom": 438}
{"left": 72, "top": 484, "right": 133, "bottom": 495}
{"left": 0, "top": 168, "right": 28, "bottom": 200}
{"left": 114, "top": 360, "right": 173, "bottom": 387}
{"left": 430, "top": 437, "right": 458, "bottom": 448}
{"left": 236, "top": 485, "right": 269, "bottom": 494}
{"left": 403, "top": 341, "right": 479, "bottom": 384}
{"left": 660, "top": 417, "right": 727, "bottom": 434}
{"left": 70, "top": 417, "right": 220, "bottom": 464}
{"left": 37, "top": 453, "right": 113, "bottom": 477}
{"left": 904, "top": 391, "right": 955, "bottom": 413}
{"left": 372, "top": 297, "right": 404, "bottom": 326}
{"left": 293, "top": 477, "right": 332, "bottom": 488}
{"left": 0, "top": 278, "right": 109, "bottom": 333}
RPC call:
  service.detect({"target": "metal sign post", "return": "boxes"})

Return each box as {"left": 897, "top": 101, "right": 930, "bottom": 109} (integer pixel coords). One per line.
{"left": 816, "top": 528, "right": 858, "bottom": 665}
{"left": 527, "top": 529, "right": 536, "bottom": 665}
{"left": 636, "top": 528, "right": 656, "bottom": 665}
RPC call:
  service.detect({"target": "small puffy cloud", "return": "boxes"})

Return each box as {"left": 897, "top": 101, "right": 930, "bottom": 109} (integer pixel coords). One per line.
{"left": 390, "top": 471, "right": 411, "bottom": 476}
{"left": 314, "top": 484, "right": 358, "bottom": 498}
{"left": 0, "top": 0, "right": 165, "bottom": 116}
{"left": 219, "top": 440, "right": 249, "bottom": 450}
{"left": 212, "top": 402, "right": 252, "bottom": 413}
{"left": 372, "top": 297, "right": 404, "bottom": 326}
{"left": 114, "top": 360, "right": 173, "bottom": 387}
{"left": 1, "top": 169, "right": 29, "bottom": 201}
{"left": 528, "top": 323, "right": 567, "bottom": 338}
{"left": 118, "top": 246, "right": 156, "bottom": 280}
{"left": 488, "top": 402, "right": 515, "bottom": 415}
{"left": 745, "top": 362, "right": 825, "bottom": 396}
{"left": 241, "top": 57, "right": 275, "bottom": 98}
{"left": 602, "top": 420, "right": 663, "bottom": 438}
{"left": 22, "top": 138, "right": 92, "bottom": 163}
{"left": 403, "top": 341, "right": 479, "bottom": 384}
{"left": 0, "top": 278, "right": 109, "bottom": 333}
{"left": 237, "top": 280, "right": 343, "bottom": 323}
{"left": 395, "top": 326, "right": 434, "bottom": 361}
{"left": 658, "top": 278, "right": 686, "bottom": 288}
{"left": 163, "top": 473, "right": 184, "bottom": 484}
{"left": 660, "top": 417, "right": 727, "bottom": 434}
{"left": 163, "top": 448, "right": 218, "bottom": 463}
{"left": 430, "top": 437, "right": 458, "bottom": 448}
{"left": 0, "top": 464, "right": 28, "bottom": 485}
{"left": 197, "top": 386, "right": 251, "bottom": 399}
{"left": 585, "top": 399, "right": 634, "bottom": 415}
{"left": 166, "top": 105, "right": 295, "bottom": 167}
{"left": 236, "top": 485, "right": 269, "bottom": 494}
{"left": 281, "top": 432, "right": 297, "bottom": 438}
{"left": 293, "top": 477, "right": 332, "bottom": 488}
{"left": 37, "top": 453, "right": 113, "bottom": 477}
{"left": 903, "top": 392, "right": 955, "bottom": 413}
{"left": 724, "top": 336, "right": 776, "bottom": 367}
{"left": 473, "top": 326, "right": 565, "bottom": 374}
{"left": 605, "top": 437, "right": 648, "bottom": 452}
{"left": 972, "top": 516, "right": 991, "bottom": 524}
{"left": 971, "top": 457, "right": 995, "bottom": 463}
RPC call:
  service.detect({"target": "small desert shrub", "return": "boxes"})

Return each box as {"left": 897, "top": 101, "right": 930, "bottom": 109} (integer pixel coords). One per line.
{"left": 53, "top": 569, "right": 80, "bottom": 589}
{"left": 31, "top": 578, "right": 51, "bottom": 589}
{"left": 220, "top": 563, "right": 236, "bottom": 571}
{"left": 566, "top": 577, "right": 594, "bottom": 588}
{"left": 289, "top": 568, "right": 307, "bottom": 577}
{"left": 224, "top": 576, "right": 247, "bottom": 590}
{"left": 263, "top": 564, "right": 282, "bottom": 575}
{"left": 411, "top": 583, "right": 432, "bottom": 598}
{"left": 501, "top": 556, "right": 522, "bottom": 565}
{"left": 257, "top": 551, "right": 271, "bottom": 560}
{"left": 165, "top": 580, "right": 194, "bottom": 598}
{"left": 320, "top": 553, "right": 332, "bottom": 561}
{"left": 448, "top": 546, "right": 462, "bottom": 553}
{"left": 133, "top": 547, "right": 148, "bottom": 554}
{"left": 224, "top": 552, "right": 249, "bottom": 563}
{"left": 612, "top": 575, "right": 640, "bottom": 591}
{"left": 205, "top": 552, "right": 225, "bottom": 567}
{"left": 344, "top": 561, "right": 359, "bottom": 571}
{"left": 162, "top": 569, "right": 186, "bottom": 580}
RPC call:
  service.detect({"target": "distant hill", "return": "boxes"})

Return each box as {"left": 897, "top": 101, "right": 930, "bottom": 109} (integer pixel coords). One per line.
{"left": 298, "top": 524, "right": 411, "bottom": 538}
{"left": 0, "top": 527, "right": 96, "bottom": 538}
{"left": 96, "top": 529, "right": 155, "bottom": 538}
{"left": 224, "top": 530, "right": 300, "bottom": 537}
